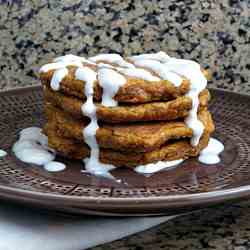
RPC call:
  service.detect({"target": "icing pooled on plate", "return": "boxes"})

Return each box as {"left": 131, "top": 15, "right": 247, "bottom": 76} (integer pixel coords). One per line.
{"left": 12, "top": 127, "right": 66, "bottom": 172}
{"left": 198, "top": 138, "right": 224, "bottom": 164}
{"left": 135, "top": 159, "right": 184, "bottom": 174}
{"left": 44, "top": 161, "right": 66, "bottom": 172}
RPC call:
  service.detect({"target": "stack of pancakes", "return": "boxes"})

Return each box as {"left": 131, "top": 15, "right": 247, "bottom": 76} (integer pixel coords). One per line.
{"left": 40, "top": 53, "right": 214, "bottom": 170}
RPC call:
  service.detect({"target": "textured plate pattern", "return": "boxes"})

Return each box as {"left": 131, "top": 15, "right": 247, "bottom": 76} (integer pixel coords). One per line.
{"left": 0, "top": 86, "right": 250, "bottom": 216}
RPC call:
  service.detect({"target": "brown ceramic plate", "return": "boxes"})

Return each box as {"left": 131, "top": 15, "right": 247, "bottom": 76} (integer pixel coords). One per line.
{"left": 0, "top": 86, "right": 249, "bottom": 216}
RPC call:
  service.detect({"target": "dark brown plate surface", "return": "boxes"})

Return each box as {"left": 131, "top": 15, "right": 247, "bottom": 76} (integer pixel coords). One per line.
{"left": 0, "top": 86, "right": 250, "bottom": 216}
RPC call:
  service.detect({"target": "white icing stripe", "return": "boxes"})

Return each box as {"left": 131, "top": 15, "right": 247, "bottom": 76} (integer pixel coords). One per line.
{"left": 50, "top": 68, "right": 68, "bottom": 91}
{"left": 76, "top": 67, "right": 116, "bottom": 178}
{"left": 97, "top": 63, "right": 115, "bottom": 69}
{"left": 98, "top": 68, "right": 126, "bottom": 107}
{"left": 163, "top": 59, "right": 207, "bottom": 146}
{"left": 54, "top": 54, "right": 96, "bottom": 65}
{"left": 0, "top": 150, "right": 7, "bottom": 158}
{"left": 198, "top": 138, "right": 224, "bottom": 164}
{"left": 129, "top": 51, "right": 170, "bottom": 63}
{"left": 165, "top": 58, "right": 201, "bottom": 70}
{"left": 97, "top": 63, "right": 160, "bottom": 82}
{"left": 39, "top": 62, "right": 65, "bottom": 73}
{"left": 89, "top": 53, "right": 122, "bottom": 62}
{"left": 117, "top": 68, "right": 161, "bottom": 81}
{"left": 40, "top": 55, "right": 95, "bottom": 74}
{"left": 131, "top": 54, "right": 207, "bottom": 146}
{"left": 40, "top": 62, "right": 81, "bottom": 73}
{"left": 185, "top": 90, "right": 204, "bottom": 146}
{"left": 43, "top": 55, "right": 97, "bottom": 92}
{"left": 75, "top": 67, "right": 97, "bottom": 90}
{"left": 133, "top": 59, "right": 183, "bottom": 86}
{"left": 89, "top": 53, "right": 135, "bottom": 68}
{"left": 135, "top": 159, "right": 184, "bottom": 174}
{"left": 73, "top": 66, "right": 119, "bottom": 177}
{"left": 54, "top": 54, "right": 84, "bottom": 63}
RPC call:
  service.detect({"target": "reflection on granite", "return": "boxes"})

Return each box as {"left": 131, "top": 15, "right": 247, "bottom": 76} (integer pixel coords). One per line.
{"left": 91, "top": 201, "right": 250, "bottom": 250}
{"left": 0, "top": 0, "right": 250, "bottom": 93}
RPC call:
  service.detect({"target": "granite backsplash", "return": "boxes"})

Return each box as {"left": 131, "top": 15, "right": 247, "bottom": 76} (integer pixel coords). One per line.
{"left": 0, "top": 0, "right": 249, "bottom": 93}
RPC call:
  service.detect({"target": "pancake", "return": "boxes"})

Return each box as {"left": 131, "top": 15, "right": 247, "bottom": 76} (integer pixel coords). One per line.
{"left": 44, "top": 126, "right": 211, "bottom": 168}
{"left": 44, "top": 87, "right": 210, "bottom": 123}
{"left": 45, "top": 104, "right": 214, "bottom": 153}
{"left": 40, "top": 64, "right": 210, "bottom": 104}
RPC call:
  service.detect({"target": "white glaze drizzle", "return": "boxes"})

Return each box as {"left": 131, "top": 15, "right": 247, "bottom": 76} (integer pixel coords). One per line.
{"left": 98, "top": 63, "right": 160, "bottom": 81}
{"left": 39, "top": 59, "right": 87, "bottom": 74}
{"left": 198, "top": 138, "right": 224, "bottom": 164}
{"left": 50, "top": 68, "right": 68, "bottom": 91}
{"left": 98, "top": 68, "right": 126, "bottom": 107}
{"left": 54, "top": 54, "right": 82, "bottom": 63}
{"left": 0, "top": 150, "right": 7, "bottom": 158}
{"left": 39, "top": 62, "right": 66, "bottom": 73}
{"left": 39, "top": 54, "right": 96, "bottom": 92}
{"left": 129, "top": 51, "right": 170, "bottom": 63}
{"left": 97, "top": 63, "right": 115, "bottom": 69}
{"left": 131, "top": 51, "right": 207, "bottom": 146}
{"left": 131, "top": 59, "right": 183, "bottom": 86}
{"left": 135, "top": 159, "right": 184, "bottom": 174}
{"left": 12, "top": 127, "right": 66, "bottom": 172}
{"left": 163, "top": 59, "right": 207, "bottom": 146}
{"left": 54, "top": 54, "right": 95, "bottom": 65}
{"left": 40, "top": 55, "right": 95, "bottom": 92}
{"left": 117, "top": 67, "right": 161, "bottom": 81}
{"left": 89, "top": 53, "right": 135, "bottom": 68}
{"left": 75, "top": 67, "right": 116, "bottom": 178}
{"left": 38, "top": 51, "right": 211, "bottom": 177}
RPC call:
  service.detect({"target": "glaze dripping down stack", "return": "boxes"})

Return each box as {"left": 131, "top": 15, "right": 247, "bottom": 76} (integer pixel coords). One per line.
{"left": 40, "top": 52, "right": 215, "bottom": 174}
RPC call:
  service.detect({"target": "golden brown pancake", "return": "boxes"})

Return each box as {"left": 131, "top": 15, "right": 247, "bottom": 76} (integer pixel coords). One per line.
{"left": 40, "top": 65, "right": 210, "bottom": 104}
{"left": 44, "top": 87, "right": 210, "bottom": 123}
{"left": 45, "top": 104, "right": 214, "bottom": 153}
{"left": 44, "top": 126, "right": 211, "bottom": 168}
{"left": 40, "top": 65, "right": 189, "bottom": 103}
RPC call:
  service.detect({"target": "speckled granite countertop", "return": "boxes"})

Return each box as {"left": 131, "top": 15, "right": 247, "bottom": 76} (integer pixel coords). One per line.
{"left": 1, "top": 1, "right": 250, "bottom": 250}
{"left": 90, "top": 202, "right": 250, "bottom": 250}
{"left": 0, "top": 0, "right": 250, "bottom": 93}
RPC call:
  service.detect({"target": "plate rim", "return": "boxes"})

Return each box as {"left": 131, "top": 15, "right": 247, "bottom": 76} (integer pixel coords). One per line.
{"left": 0, "top": 178, "right": 250, "bottom": 204}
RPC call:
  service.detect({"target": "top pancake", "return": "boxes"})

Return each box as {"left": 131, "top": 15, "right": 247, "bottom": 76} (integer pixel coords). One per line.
{"left": 40, "top": 56, "right": 210, "bottom": 104}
